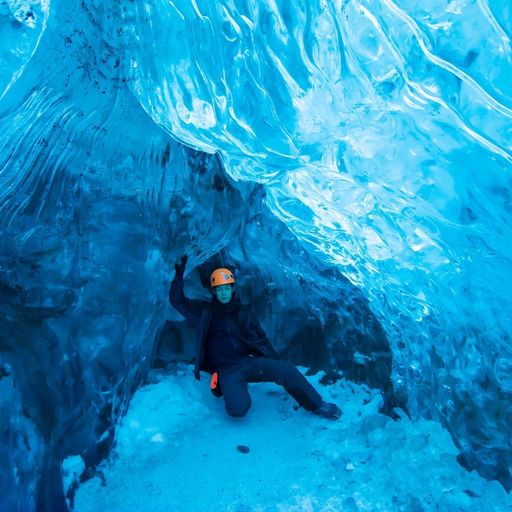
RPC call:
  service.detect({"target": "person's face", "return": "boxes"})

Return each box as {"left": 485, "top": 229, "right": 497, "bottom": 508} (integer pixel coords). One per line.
{"left": 214, "top": 284, "right": 233, "bottom": 304}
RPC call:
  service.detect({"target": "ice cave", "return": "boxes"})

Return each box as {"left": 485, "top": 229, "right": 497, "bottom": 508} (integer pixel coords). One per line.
{"left": 1, "top": 0, "right": 512, "bottom": 511}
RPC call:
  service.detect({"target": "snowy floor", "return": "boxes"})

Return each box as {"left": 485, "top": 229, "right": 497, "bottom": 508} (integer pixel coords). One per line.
{"left": 73, "top": 364, "right": 512, "bottom": 511}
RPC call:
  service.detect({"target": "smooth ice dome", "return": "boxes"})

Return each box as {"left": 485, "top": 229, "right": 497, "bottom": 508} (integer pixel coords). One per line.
{"left": 0, "top": 0, "right": 511, "bottom": 511}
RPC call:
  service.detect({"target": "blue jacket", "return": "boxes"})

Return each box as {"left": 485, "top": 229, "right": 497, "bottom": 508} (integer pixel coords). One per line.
{"left": 169, "top": 278, "right": 278, "bottom": 378}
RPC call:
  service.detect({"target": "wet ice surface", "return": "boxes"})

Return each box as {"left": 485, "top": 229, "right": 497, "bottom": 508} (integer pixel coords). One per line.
{"left": 74, "top": 365, "right": 511, "bottom": 512}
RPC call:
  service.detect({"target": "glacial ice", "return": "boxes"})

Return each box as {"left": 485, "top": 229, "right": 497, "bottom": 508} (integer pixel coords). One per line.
{"left": 0, "top": 0, "right": 511, "bottom": 510}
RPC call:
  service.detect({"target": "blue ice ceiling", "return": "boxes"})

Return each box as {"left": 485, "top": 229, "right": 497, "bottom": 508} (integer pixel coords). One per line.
{"left": 1, "top": 0, "right": 511, "bottom": 510}
{"left": 126, "top": 0, "right": 512, "bottom": 382}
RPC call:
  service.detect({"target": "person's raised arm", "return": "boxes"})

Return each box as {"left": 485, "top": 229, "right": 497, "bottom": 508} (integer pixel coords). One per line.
{"left": 169, "top": 255, "right": 203, "bottom": 323}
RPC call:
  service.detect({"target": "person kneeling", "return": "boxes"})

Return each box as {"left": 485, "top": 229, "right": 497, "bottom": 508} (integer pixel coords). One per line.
{"left": 169, "top": 256, "right": 341, "bottom": 420}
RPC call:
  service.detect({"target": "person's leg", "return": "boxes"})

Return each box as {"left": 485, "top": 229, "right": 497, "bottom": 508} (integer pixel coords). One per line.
{"left": 218, "top": 365, "right": 252, "bottom": 417}
{"left": 244, "top": 358, "right": 323, "bottom": 411}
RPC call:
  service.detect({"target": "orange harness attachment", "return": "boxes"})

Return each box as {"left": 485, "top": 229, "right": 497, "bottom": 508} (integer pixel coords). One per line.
{"left": 210, "top": 372, "right": 218, "bottom": 390}
{"left": 210, "top": 372, "right": 222, "bottom": 398}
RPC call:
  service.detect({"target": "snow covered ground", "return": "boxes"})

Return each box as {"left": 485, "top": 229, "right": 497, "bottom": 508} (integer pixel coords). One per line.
{"left": 73, "top": 365, "right": 512, "bottom": 511}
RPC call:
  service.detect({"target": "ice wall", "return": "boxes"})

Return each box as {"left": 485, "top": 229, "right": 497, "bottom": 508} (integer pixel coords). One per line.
{"left": 122, "top": 0, "right": 512, "bottom": 485}
{"left": 1, "top": 0, "right": 511, "bottom": 510}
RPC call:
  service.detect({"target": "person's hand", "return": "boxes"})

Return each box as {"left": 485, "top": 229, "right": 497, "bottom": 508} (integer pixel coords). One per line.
{"left": 194, "top": 369, "right": 201, "bottom": 381}
{"left": 174, "top": 255, "right": 188, "bottom": 280}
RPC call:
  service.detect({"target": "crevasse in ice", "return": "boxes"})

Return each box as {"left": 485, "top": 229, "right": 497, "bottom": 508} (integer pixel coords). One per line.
{"left": 0, "top": 0, "right": 511, "bottom": 510}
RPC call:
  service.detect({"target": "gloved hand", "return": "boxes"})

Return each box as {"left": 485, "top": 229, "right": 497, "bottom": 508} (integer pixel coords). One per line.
{"left": 174, "top": 255, "right": 188, "bottom": 280}
{"left": 194, "top": 369, "right": 201, "bottom": 381}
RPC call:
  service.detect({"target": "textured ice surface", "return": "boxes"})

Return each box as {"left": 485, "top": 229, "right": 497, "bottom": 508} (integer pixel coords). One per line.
{"left": 121, "top": 0, "right": 512, "bottom": 489}
{"left": 1, "top": 0, "right": 511, "bottom": 510}
{"left": 0, "top": 0, "right": 50, "bottom": 100}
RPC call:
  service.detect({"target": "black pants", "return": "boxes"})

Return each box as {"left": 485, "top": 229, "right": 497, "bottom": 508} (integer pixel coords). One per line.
{"left": 218, "top": 357, "right": 323, "bottom": 417}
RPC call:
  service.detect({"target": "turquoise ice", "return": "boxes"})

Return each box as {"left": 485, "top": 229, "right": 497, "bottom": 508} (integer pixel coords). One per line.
{"left": 0, "top": 0, "right": 511, "bottom": 510}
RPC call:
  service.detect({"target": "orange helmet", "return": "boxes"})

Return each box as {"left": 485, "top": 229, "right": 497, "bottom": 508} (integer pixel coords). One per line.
{"left": 210, "top": 268, "right": 235, "bottom": 288}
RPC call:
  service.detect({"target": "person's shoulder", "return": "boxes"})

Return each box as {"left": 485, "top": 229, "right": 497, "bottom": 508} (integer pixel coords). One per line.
{"left": 238, "top": 302, "right": 252, "bottom": 312}
{"left": 237, "top": 303, "right": 254, "bottom": 322}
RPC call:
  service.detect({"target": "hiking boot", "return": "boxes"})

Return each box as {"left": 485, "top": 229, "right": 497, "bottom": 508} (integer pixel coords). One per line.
{"left": 313, "top": 401, "right": 342, "bottom": 420}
